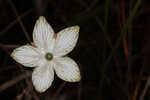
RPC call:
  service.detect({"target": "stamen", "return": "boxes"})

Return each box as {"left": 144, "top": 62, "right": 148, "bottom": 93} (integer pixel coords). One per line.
{"left": 45, "top": 52, "right": 53, "bottom": 61}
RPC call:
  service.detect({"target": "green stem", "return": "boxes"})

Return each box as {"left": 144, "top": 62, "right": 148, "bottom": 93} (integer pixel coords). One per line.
{"left": 100, "top": 0, "right": 110, "bottom": 99}
{"left": 104, "top": 0, "right": 142, "bottom": 69}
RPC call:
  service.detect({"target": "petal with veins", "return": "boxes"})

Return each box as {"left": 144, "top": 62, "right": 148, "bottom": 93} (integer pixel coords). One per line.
{"left": 32, "top": 63, "right": 54, "bottom": 93}
{"left": 53, "top": 26, "right": 79, "bottom": 57}
{"left": 54, "top": 57, "right": 81, "bottom": 82}
{"left": 33, "top": 16, "right": 55, "bottom": 52}
{"left": 11, "top": 45, "right": 41, "bottom": 67}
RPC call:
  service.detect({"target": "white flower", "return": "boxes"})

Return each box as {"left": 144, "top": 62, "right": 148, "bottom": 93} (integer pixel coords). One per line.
{"left": 11, "top": 16, "right": 81, "bottom": 93}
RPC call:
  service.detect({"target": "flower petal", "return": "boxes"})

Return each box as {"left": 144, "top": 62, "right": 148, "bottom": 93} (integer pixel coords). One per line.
{"left": 53, "top": 26, "right": 79, "bottom": 57}
{"left": 11, "top": 45, "right": 41, "bottom": 67}
{"left": 54, "top": 57, "right": 81, "bottom": 82}
{"left": 32, "top": 63, "right": 54, "bottom": 93}
{"left": 33, "top": 16, "right": 55, "bottom": 52}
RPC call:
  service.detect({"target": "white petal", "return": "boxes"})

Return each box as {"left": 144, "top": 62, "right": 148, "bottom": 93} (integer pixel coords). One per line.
{"left": 54, "top": 57, "right": 81, "bottom": 82}
{"left": 53, "top": 26, "right": 79, "bottom": 57}
{"left": 32, "top": 63, "right": 54, "bottom": 93}
{"left": 11, "top": 45, "right": 41, "bottom": 67}
{"left": 33, "top": 16, "right": 55, "bottom": 52}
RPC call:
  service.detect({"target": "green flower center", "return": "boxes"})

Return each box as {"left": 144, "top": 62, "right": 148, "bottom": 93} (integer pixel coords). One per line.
{"left": 45, "top": 52, "right": 53, "bottom": 61}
